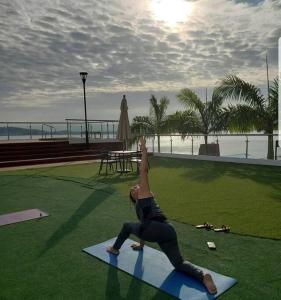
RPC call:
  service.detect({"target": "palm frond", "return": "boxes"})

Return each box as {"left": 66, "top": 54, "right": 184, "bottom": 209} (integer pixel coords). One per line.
{"left": 147, "top": 94, "right": 171, "bottom": 134}
{"left": 158, "top": 96, "right": 170, "bottom": 121}
{"left": 217, "top": 107, "right": 231, "bottom": 132}
{"left": 158, "top": 117, "right": 174, "bottom": 134}
{"left": 177, "top": 88, "right": 205, "bottom": 113}
{"left": 210, "top": 89, "right": 224, "bottom": 110}
{"left": 149, "top": 95, "right": 160, "bottom": 121}
{"left": 216, "top": 75, "right": 265, "bottom": 108}
{"left": 227, "top": 104, "right": 260, "bottom": 132}
{"left": 131, "top": 116, "right": 154, "bottom": 135}
{"left": 268, "top": 77, "right": 278, "bottom": 126}
{"left": 168, "top": 111, "right": 202, "bottom": 136}
{"left": 208, "top": 107, "right": 229, "bottom": 133}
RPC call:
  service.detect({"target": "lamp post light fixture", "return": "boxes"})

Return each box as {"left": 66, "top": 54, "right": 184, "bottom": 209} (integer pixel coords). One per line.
{"left": 80, "top": 72, "right": 89, "bottom": 147}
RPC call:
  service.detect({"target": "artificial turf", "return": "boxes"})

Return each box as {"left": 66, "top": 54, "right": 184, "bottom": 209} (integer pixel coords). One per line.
{"left": 0, "top": 157, "right": 280, "bottom": 299}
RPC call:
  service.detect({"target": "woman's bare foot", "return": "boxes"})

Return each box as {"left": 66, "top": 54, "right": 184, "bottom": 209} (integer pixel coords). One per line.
{"left": 203, "top": 274, "right": 217, "bottom": 294}
{"left": 106, "top": 246, "right": 119, "bottom": 255}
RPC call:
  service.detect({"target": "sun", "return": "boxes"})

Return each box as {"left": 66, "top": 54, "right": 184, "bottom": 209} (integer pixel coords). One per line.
{"left": 150, "top": 0, "right": 193, "bottom": 27}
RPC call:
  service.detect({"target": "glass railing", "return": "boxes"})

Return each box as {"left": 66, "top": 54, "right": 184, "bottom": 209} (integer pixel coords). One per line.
{"left": 0, "top": 123, "right": 279, "bottom": 160}
{"left": 65, "top": 119, "right": 119, "bottom": 140}
{"left": 132, "top": 134, "right": 280, "bottom": 160}
{"left": 0, "top": 120, "right": 119, "bottom": 141}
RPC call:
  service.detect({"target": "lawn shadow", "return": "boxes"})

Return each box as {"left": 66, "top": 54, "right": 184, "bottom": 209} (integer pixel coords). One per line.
{"left": 150, "top": 270, "right": 212, "bottom": 300}
{"left": 105, "top": 255, "right": 123, "bottom": 300}
{"left": 89, "top": 172, "right": 139, "bottom": 186}
{"left": 39, "top": 174, "right": 112, "bottom": 191}
{"left": 0, "top": 162, "right": 83, "bottom": 188}
{"left": 186, "top": 163, "right": 281, "bottom": 201}
{"left": 105, "top": 251, "right": 144, "bottom": 300}
{"left": 104, "top": 251, "right": 208, "bottom": 300}
{"left": 39, "top": 186, "right": 115, "bottom": 257}
{"left": 0, "top": 170, "right": 54, "bottom": 189}
{"left": 152, "top": 157, "right": 281, "bottom": 201}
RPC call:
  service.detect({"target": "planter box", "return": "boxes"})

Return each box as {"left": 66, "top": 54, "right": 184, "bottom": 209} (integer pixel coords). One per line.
{"left": 198, "top": 143, "right": 220, "bottom": 156}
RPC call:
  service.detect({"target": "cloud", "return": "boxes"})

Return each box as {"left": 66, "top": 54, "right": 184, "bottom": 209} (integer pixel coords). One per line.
{"left": 0, "top": 0, "right": 280, "bottom": 121}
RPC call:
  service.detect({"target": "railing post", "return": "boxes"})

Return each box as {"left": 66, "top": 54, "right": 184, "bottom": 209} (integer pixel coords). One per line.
{"left": 152, "top": 136, "right": 155, "bottom": 153}
{"left": 101, "top": 123, "right": 103, "bottom": 139}
{"left": 80, "top": 125, "right": 83, "bottom": 137}
{"left": 113, "top": 123, "right": 115, "bottom": 138}
{"left": 66, "top": 121, "right": 69, "bottom": 140}
{"left": 51, "top": 128, "right": 53, "bottom": 138}
{"left": 170, "top": 135, "right": 173, "bottom": 154}
{"left": 70, "top": 124, "right": 72, "bottom": 137}
{"left": 7, "top": 123, "right": 10, "bottom": 140}
{"left": 245, "top": 135, "right": 249, "bottom": 159}
{"left": 42, "top": 124, "right": 44, "bottom": 139}
{"left": 29, "top": 123, "right": 32, "bottom": 139}
{"left": 107, "top": 122, "right": 109, "bottom": 139}
{"left": 191, "top": 136, "right": 194, "bottom": 155}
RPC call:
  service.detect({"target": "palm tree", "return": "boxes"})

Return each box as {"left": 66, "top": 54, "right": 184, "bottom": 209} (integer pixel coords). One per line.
{"left": 216, "top": 75, "right": 278, "bottom": 159}
{"left": 131, "top": 95, "right": 170, "bottom": 152}
{"left": 166, "top": 110, "right": 200, "bottom": 138}
{"left": 176, "top": 88, "right": 227, "bottom": 149}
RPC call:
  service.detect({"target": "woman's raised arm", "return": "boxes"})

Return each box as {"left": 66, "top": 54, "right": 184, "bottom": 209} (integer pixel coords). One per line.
{"left": 138, "top": 136, "right": 152, "bottom": 199}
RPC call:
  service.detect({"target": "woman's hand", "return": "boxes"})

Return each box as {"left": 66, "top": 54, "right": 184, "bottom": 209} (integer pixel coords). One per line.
{"left": 139, "top": 136, "right": 146, "bottom": 152}
{"left": 131, "top": 243, "right": 144, "bottom": 251}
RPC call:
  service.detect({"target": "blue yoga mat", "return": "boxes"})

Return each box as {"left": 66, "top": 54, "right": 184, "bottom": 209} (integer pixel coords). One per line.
{"left": 83, "top": 237, "right": 237, "bottom": 300}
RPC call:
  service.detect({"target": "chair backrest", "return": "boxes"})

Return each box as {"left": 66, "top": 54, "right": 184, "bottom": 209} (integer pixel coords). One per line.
{"left": 109, "top": 152, "right": 118, "bottom": 160}
{"left": 132, "top": 150, "right": 142, "bottom": 159}
{"left": 100, "top": 150, "right": 111, "bottom": 160}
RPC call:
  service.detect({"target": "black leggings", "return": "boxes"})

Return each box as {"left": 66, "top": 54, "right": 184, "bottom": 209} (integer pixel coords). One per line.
{"left": 113, "top": 221, "right": 204, "bottom": 282}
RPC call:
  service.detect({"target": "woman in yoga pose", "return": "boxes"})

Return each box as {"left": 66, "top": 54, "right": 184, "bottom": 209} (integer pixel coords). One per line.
{"left": 107, "top": 137, "right": 217, "bottom": 295}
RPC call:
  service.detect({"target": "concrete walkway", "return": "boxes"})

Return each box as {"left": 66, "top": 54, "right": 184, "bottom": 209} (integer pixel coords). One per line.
{"left": 0, "top": 159, "right": 100, "bottom": 171}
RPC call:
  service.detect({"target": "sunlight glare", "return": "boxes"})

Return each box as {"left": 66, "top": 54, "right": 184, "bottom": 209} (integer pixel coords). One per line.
{"left": 150, "top": 0, "right": 193, "bottom": 26}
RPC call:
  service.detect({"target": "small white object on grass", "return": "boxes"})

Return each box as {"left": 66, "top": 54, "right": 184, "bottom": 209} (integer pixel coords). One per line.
{"left": 207, "top": 241, "right": 216, "bottom": 250}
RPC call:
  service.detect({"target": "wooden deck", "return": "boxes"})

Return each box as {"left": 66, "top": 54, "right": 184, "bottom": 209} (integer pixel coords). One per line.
{"left": 0, "top": 139, "right": 122, "bottom": 168}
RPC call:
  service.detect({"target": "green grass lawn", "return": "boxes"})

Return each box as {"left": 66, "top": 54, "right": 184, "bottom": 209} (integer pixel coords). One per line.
{"left": 0, "top": 157, "right": 280, "bottom": 299}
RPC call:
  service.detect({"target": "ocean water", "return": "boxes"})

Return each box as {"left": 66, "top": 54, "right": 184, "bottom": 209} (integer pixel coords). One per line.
{"left": 143, "top": 135, "right": 277, "bottom": 159}
{"left": 1, "top": 134, "right": 279, "bottom": 160}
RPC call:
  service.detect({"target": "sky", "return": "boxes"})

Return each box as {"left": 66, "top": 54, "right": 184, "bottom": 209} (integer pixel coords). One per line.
{"left": 0, "top": 0, "right": 280, "bottom": 123}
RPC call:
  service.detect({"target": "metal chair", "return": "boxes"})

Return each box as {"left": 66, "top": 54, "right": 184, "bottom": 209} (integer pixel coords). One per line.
{"left": 130, "top": 151, "right": 150, "bottom": 174}
{"left": 115, "top": 152, "right": 133, "bottom": 173}
{"left": 98, "top": 151, "right": 118, "bottom": 175}
{"left": 130, "top": 151, "right": 142, "bottom": 173}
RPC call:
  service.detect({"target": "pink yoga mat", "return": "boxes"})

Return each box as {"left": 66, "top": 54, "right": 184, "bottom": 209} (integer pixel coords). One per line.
{"left": 0, "top": 209, "right": 48, "bottom": 226}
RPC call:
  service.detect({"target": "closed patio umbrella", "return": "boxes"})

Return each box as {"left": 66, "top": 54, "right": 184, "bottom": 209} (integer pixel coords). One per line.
{"left": 117, "top": 95, "right": 131, "bottom": 150}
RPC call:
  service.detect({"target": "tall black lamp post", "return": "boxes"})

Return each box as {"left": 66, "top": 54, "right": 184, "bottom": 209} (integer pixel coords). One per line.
{"left": 80, "top": 72, "right": 89, "bottom": 147}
